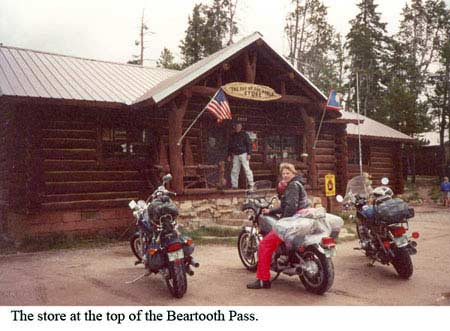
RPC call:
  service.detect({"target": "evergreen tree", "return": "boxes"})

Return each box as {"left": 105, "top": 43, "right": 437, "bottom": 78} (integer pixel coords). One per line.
{"left": 284, "top": 0, "right": 340, "bottom": 92}
{"left": 397, "top": 0, "right": 448, "bottom": 99}
{"left": 180, "top": 4, "right": 206, "bottom": 68}
{"left": 156, "top": 48, "right": 181, "bottom": 70}
{"left": 346, "top": 0, "right": 388, "bottom": 120}
{"left": 179, "top": 1, "right": 239, "bottom": 68}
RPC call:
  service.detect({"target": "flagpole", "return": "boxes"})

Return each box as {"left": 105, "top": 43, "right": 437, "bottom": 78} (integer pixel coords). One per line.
{"left": 356, "top": 71, "right": 363, "bottom": 176}
{"left": 313, "top": 100, "right": 328, "bottom": 150}
{"left": 177, "top": 89, "right": 221, "bottom": 146}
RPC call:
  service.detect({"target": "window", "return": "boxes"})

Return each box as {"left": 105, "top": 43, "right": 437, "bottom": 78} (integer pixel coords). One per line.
{"left": 101, "top": 125, "right": 156, "bottom": 160}
{"left": 348, "top": 142, "right": 370, "bottom": 165}
{"left": 265, "top": 135, "right": 303, "bottom": 161}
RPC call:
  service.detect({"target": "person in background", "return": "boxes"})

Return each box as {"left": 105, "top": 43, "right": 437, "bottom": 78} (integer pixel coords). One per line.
{"left": 246, "top": 163, "right": 308, "bottom": 289}
{"left": 227, "top": 121, "right": 254, "bottom": 190}
{"left": 440, "top": 176, "right": 450, "bottom": 207}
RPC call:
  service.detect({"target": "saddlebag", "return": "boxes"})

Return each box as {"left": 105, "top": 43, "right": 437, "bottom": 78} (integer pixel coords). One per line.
{"left": 374, "top": 198, "right": 414, "bottom": 224}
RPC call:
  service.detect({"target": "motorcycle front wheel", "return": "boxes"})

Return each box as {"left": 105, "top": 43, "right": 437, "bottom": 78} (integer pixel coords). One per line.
{"left": 165, "top": 262, "right": 187, "bottom": 298}
{"left": 130, "top": 234, "right": 143, "bottom": 262}
{"left": 391, "top": 247, "right": 413, "bottom": 279}
{"left": 299, "top": 246, "right": 334, "bottom": 295}
{"left": 237, "top": 229, "right": 258, "bottom": 271}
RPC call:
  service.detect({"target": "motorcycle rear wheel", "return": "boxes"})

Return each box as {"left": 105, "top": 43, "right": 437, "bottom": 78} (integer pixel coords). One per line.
{"left": 299, "top": 246, "right": 334, "bottom": 295}
{"left": 130, "top": 234, "right": 143, "bottom": 262}
{"left": 237, "top": 229, "right": 258, "bottom": 272}
{"left": 391, "top": 248, "right": 413, "bottom": 279}
{"left": 165, "top": 262, "right": 187, "bottom": 298}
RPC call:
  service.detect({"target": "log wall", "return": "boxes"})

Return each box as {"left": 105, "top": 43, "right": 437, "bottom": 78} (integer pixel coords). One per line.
{"left": 347, "top": 138, "right": 405, "bottom": 193}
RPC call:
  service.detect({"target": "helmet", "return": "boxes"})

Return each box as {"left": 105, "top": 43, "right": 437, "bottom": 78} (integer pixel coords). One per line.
{"left": 277, "top": 181, "right": 288, "bottom": 196}
{"left": 373, "top": 186, "right": 393, "bottom": 197}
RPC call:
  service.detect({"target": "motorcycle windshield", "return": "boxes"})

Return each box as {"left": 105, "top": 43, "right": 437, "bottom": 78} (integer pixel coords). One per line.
{"left": 344, "top": 176, "right": 373, "bottom": 202}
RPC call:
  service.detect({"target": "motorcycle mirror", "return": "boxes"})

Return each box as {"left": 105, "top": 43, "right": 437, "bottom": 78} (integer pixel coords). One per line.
{"left": 381, "top": 177, "right": 389, "bottom": 185}
{"left": 128, "top": 200, "right": 137, "bottom": 210}
{"left": 137, "top": 200, "right": 147, "bottom": 209}
{"left": 336, "top": 195, "right": 344, "bottom": 203}
{"left": 162, "top": 174, "right": 173, "bottom": 184}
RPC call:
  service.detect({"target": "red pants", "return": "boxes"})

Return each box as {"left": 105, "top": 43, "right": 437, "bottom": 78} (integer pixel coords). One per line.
{"left": 256, "top": 230, "right": 283, "bottom": 281}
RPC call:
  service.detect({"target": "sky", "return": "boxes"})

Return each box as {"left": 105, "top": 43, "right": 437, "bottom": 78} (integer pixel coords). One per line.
{"left": 0, "top": 0, "right": 449, "bottom": 66}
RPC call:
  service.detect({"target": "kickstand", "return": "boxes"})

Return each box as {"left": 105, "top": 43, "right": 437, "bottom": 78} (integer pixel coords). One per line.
{"left": 125, "top": 272, "right": 150, "bottom": 284}
{"left": 366, "top": 260, "right": 376, "bottom": 267}
{"left": 270, "top": 272, "right": 281, "bottom": 283}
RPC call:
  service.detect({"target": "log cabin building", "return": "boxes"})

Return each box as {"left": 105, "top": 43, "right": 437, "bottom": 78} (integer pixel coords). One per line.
{"left": 0, "top": 33, "right": 413, "bottom": 240}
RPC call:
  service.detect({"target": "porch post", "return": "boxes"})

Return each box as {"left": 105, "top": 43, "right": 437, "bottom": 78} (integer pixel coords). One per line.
{"left": 244, "top": 51, "right": 257, "bottom": 83}
{"left": 168, "top": 94, "right": 190, "bottom": 194}
{"left": 301, "top": 109, "right": 318, "bottom": 190}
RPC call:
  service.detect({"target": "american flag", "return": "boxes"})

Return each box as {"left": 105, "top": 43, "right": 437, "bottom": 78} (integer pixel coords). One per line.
{"left": 205, "top": 88, "right": 232, "bottom": 122}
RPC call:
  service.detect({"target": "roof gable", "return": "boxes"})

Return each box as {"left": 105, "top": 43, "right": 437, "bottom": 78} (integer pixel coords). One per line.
{"left": 132, "top": 32, "right": 327, "bottom": 107}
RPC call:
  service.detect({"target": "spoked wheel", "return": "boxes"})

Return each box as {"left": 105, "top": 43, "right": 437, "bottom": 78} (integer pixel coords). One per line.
{"left": 130, "top": 234, "right": 143, "bottom": 262}
{"left": 391, "top": 247, "right": 413, "bottom": 279}
{"left": 165, "top": 262, "right": 187, "bottom": 298}
{"left": 299, "top": 246, "right": 334, "bottom": 295}
{"left": 237, "top": 229, "right": 258, "bottom": 271}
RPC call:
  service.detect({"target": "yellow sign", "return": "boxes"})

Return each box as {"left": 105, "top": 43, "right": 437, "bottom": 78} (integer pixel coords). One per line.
{"left": 223, "top": 82, "right": 282, "bottom": 101}
{"left": 325, "top": 174, "right": 336, "bottom": 197}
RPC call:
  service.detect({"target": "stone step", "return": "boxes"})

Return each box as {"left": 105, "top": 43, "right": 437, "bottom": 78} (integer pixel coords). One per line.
{"left": 338, "top": 228, "right": 356, "bottom": 241}
{"left": 214, "top": 218, "right": 249, "bottom": 227}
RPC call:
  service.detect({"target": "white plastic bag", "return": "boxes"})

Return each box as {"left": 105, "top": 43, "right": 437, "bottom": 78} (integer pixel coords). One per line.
{"left": 273, "top": 208, "right": 343, "bottom": 247}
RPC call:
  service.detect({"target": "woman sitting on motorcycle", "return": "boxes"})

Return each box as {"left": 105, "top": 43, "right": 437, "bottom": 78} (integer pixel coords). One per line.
{"left": 247, "top": 162, "right": 308, "bottom": 289}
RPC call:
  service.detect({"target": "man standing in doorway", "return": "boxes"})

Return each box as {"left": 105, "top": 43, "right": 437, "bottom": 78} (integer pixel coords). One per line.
{"left": 228, "top": 121, "right": 254, "bottom": 190}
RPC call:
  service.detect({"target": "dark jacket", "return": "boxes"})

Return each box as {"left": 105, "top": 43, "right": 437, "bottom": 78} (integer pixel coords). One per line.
{"left": 228, "top": 131, "right": 252, "bottom": 156}
{"left": 269, "top": 175, "right": 308, "bottom": 218}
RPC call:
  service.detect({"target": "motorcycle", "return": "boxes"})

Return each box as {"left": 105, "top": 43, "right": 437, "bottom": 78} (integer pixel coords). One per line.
{"left": 128, "top": 174, "right": 199, "bottom": 298}
{"left": 237, "top": 180, "right": 339, "bottom": 295}
{"left": 336, "top": 176, "right": 419, "bottom": 279}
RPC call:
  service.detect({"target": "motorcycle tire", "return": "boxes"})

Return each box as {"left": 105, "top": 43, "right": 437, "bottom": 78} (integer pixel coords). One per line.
{"left": 391, "top": 247, "right": 413, "bottom": 279}
{"left": 299, "top": 246, "right": 334, "bottom": 295}
{"left": 165, "top": 262, "right": 187, "bottom": 298}
{"left": 237, "top": 229, "right": 258, "bottom": 272}
{"left": 130, "top": 234, "right": 143, "bottom": 262}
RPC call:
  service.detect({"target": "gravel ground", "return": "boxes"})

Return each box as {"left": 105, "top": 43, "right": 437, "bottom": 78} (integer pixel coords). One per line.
{"left": 0, "top": 207, "right": 449, "bottom": 306}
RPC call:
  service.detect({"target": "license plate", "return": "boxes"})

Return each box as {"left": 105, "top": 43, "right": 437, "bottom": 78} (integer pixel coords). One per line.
{"left": 168, "top": 249, "right": 184, "bottom": 262}
{"left": 324, "top": 247, "right": 336, "bottom": 258}
{"left": 393, "top": 236, "right": 408, "bottom": 248}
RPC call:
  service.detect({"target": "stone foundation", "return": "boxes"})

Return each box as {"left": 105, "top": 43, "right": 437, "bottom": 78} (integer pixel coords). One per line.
{"left": 3, "top": 193, "right": 337, "bottom": 241}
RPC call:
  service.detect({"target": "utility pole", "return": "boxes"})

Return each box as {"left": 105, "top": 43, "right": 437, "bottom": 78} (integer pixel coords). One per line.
{"left": 140, "top": 9, "right": 145, "bottom": 66}
{"left": 132, "top": 9, "right": 155, "bottom": 66}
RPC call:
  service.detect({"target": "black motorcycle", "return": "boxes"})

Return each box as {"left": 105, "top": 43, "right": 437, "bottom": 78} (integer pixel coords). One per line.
{"left": 128, "top": 174, "right": 199, "bottom": 298}
{"left": 237, "top": 181, "right": 338, "bottom": 295}
{"left": 337, "top": 176, "right": 419, "bottom": 279}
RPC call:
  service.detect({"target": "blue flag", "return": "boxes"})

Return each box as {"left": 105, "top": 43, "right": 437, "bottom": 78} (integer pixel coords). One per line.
{"left": 325, "top": 90, "right": 342, "bottom": 111}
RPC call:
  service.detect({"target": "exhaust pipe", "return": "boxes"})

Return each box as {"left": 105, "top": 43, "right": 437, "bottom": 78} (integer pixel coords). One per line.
{"left": 190, "top": 259, "right": 200, "bottom": 268}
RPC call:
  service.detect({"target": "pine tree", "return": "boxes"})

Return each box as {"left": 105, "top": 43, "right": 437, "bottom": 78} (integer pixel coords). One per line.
{"left": 156, "top": 48, "right": 181, "bottom": 70}
{"left": 180, "top": 4, "right": 207, "bottom": 68}
{"left": 179, "top": 1, "right": 239, "bottom": 68}
{"left": 398, "top": 1, "right": 448, "bottom": 94}
{"left": 428, "top": 21, "right": 450, "bottom": 176}
{"left": 346, "top": 0, "right": 388, "bottom": 120}
{"left": 284, "top": 0, "right": 340, "bottom": 92}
